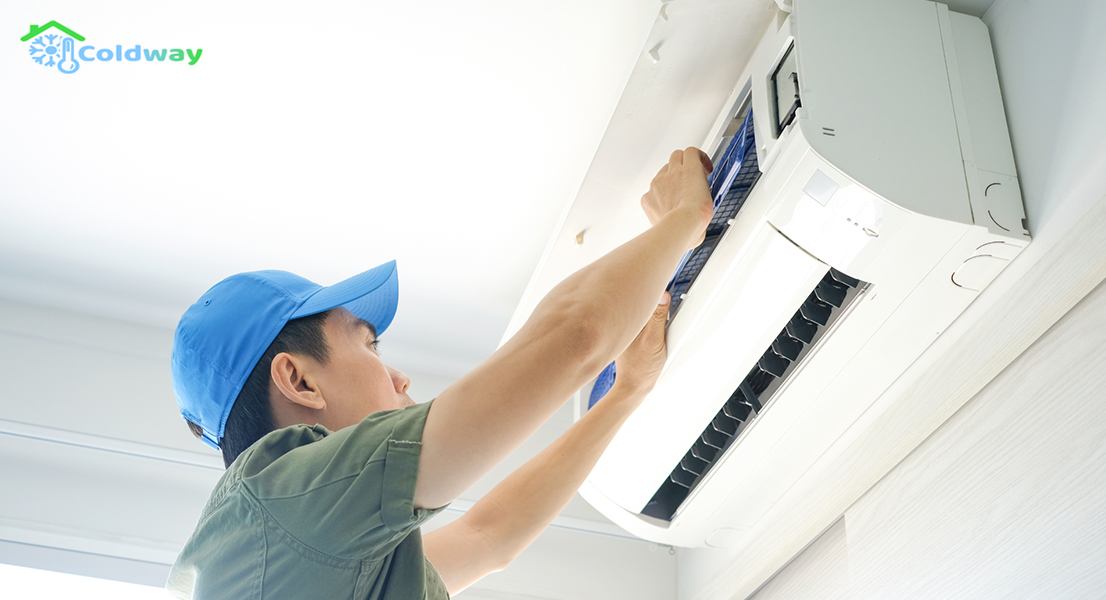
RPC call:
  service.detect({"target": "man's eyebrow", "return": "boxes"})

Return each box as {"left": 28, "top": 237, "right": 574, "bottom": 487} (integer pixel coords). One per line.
{"left": 353, "top": 318, "right": 378, "bottom": 339}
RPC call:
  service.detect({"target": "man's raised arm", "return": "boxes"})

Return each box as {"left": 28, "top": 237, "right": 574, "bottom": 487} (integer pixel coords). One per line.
{"left": 414, "top": 147, "right": 714, "bottom": 509}
{"left": 423, "top": 293, "right": 672, "bottom": 594}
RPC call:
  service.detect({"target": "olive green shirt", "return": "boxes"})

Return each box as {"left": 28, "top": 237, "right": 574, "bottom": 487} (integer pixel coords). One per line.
{"left": 167, "top": 401, "right": 449, "bottom": 599}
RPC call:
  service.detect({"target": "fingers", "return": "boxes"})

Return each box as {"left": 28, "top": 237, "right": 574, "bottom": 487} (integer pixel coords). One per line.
{"left": 669, "top": 149, "right": 683, "bottom": 167}
{"left": 639, "top": 294, "right": 670, "bottom": 355}
{"left": 652, "top": 292, "right": 671, "bottom": 323}
{"left": 669, "top": 148, "right": 696, "bottom": 167}
{"left": 612, "top": 292, "right": 671, "bottom": 395}
{"left": 669, "top": 147, "right": 713, "bottom": 174}
{"left": 643, "top": 147, "right": 714, "bottom": 232}
{"left": 658, "top": 148, "right": 708, "bottom": 181}
{"left": 635, "top": 293, "right": 670, "bottom": 349}
{"left": 696, "top": 148, "right": 714, "bottom": 174}
{"left": 629, "top": 293, "right": 669, "bottom": 346}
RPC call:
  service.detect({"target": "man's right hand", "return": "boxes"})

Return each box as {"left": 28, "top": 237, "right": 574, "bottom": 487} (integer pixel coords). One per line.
{"left": 641, "top": 147, "right": 715, "bottom": 250}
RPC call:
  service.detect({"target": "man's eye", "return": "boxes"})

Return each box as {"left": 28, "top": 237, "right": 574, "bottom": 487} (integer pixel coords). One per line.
{"left": 370, "top": 340, "right": 381, "bottom": 352}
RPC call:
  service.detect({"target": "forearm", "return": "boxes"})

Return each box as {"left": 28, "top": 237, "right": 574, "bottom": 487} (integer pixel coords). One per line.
{"left": 425, "top": 289, "right": 672, "bottom": 594}
{"left": 529, "top": 205, "right": 704, "bottom": 366}
{"left": 413, "top": 148, "right": 707, "bottom": 511}
{"left": 476, "top": 385, "right": 642, "bottom": 550}
{"left": 447, "top": 207, "right": 701, "bottom": 463}
{"left": 416, "top": 206, "right": 705, "bottom": 509}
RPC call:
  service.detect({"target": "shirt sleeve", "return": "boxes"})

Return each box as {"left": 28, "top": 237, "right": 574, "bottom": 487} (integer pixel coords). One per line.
{"left": 239, "top": 400, "right": 446, "bottom": 561}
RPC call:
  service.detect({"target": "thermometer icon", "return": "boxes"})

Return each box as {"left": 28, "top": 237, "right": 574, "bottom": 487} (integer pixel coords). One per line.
{"left": 58, "top": 37, "right": 79, "bottom": 74}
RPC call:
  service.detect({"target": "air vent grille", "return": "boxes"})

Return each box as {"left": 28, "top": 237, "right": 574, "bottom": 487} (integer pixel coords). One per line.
{"left": 641, "top": 268, "right": 868, "bottom": 522}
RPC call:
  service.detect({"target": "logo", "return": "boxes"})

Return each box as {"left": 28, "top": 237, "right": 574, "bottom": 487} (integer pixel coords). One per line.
{"left": 21, "top": 21, "right": 203, "bottom": 75}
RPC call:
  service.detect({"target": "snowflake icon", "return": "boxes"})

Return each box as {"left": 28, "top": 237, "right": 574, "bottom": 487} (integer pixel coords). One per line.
{"left": 28, "top": 34, "right": 65, "bottom": 67}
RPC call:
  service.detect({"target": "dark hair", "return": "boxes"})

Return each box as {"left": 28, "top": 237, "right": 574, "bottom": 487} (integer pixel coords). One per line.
{"left": 185, "top": 310, "right": 332, "bottom": 468}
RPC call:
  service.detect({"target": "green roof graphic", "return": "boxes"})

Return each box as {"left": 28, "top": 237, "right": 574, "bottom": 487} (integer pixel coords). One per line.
{"left": 21, "top": 21, "right": 85, "bottom": 42}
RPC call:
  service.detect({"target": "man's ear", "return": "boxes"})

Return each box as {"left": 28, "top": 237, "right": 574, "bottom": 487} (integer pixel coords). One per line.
{"left": 270, "top": 352, "right": 326, "bottom": 411}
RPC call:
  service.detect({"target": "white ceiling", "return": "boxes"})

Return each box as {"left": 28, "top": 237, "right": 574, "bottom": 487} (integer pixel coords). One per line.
{"left": 0, "top": 0, "right": 658, "bottom": 380}
{"left": 0, "top": 0, "right": 999, "bottom": 377}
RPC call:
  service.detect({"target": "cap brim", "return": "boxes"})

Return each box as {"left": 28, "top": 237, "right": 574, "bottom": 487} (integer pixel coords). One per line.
{"left": 290, "top": 260, "right": 399, "bottom": 334}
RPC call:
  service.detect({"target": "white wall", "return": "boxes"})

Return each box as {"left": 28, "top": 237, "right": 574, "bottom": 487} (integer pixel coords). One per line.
{"left": 749, "top": 278, "right": 1106, "bottom": 599}
{"left": 0, "top": 300, "right": 221, "bottom": 585}
{"left": 678, "top": 0, "right": 1106, "bottom": 597}
{"left": 452, "top": 526, "right": 676, "bottom": 600}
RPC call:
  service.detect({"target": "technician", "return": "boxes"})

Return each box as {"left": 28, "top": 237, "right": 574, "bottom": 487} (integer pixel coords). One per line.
{"left": 166, "top": 147, "right": 715, "bottom": 599}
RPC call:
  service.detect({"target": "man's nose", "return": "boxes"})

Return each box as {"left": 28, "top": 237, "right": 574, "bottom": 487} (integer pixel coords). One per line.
{"left": 387, "top": 365, "right": 411, "bottom": 394}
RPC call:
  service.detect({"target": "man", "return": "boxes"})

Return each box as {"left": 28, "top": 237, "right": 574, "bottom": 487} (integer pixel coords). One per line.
{"left": 167, "top": 147, "right": 714, "bottom": 598}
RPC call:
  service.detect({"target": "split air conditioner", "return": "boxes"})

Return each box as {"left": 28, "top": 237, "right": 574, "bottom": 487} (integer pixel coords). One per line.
{"left": 576, "top": 0, "right": 1029, "bottom": 547}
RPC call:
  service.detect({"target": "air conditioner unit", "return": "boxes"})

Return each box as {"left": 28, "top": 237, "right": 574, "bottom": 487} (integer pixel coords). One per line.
{"left": 576, "top": 0, "right": 1029, "bottom": 547}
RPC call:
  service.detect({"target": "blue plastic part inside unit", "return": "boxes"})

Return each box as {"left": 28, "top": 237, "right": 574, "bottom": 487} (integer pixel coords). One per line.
{"left": 667, "top": 108, "right": 759, "bottom": 315}
{"left": 589, "top": 361, "right": 618, "bottom": 409}
{"left": 588, "top": 108, "right": 759, "bottom": 408}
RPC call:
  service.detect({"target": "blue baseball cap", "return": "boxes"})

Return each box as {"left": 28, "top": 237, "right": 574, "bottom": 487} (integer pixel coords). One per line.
{"left": 171, "top": 260, "right": 399, "bottom": 450}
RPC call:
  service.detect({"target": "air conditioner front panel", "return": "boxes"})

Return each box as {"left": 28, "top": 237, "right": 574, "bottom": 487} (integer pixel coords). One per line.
{"left": 796, "top": 0, "right": 971, "bottom": 224}
{"left": 584, "top": 129, "right": 997, "bottom": 530}
{"left": 590, "top": 223, "right": 829, "bottom": 512}
{"left": 581, "top": 217, "right": 991, "bottom": 546}
{"left": 773, "top": 169, "right": 905, "bottom": 276}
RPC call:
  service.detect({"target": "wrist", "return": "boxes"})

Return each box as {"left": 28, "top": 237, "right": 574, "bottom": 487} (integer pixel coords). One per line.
{"left": 659, "top": 203, "right": 712, "bottom": 251}
{"left": 608, "top": 379, "right": 654, "bottom": 403}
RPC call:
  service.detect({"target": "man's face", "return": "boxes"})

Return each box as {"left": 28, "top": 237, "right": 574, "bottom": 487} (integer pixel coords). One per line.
{"left": 311, "top": 307, "right": 414, "bottom": 430}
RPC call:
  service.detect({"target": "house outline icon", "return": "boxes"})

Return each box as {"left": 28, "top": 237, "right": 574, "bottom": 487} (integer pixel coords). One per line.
{"left": 21, "top": 21, "right": 85, "bottom": 42}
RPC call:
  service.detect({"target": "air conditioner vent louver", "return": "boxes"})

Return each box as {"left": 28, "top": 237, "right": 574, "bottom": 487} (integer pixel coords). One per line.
{"left": 668, "top": 108, "right": 761, "bottom": 320}
{"left": 641, "top": 268, "right": 868, "bottom": 521}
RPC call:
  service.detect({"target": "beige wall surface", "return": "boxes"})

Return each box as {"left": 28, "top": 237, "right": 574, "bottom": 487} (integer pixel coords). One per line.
{"left": 750, "top": 278, "right": 1106, "bottom": 599}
